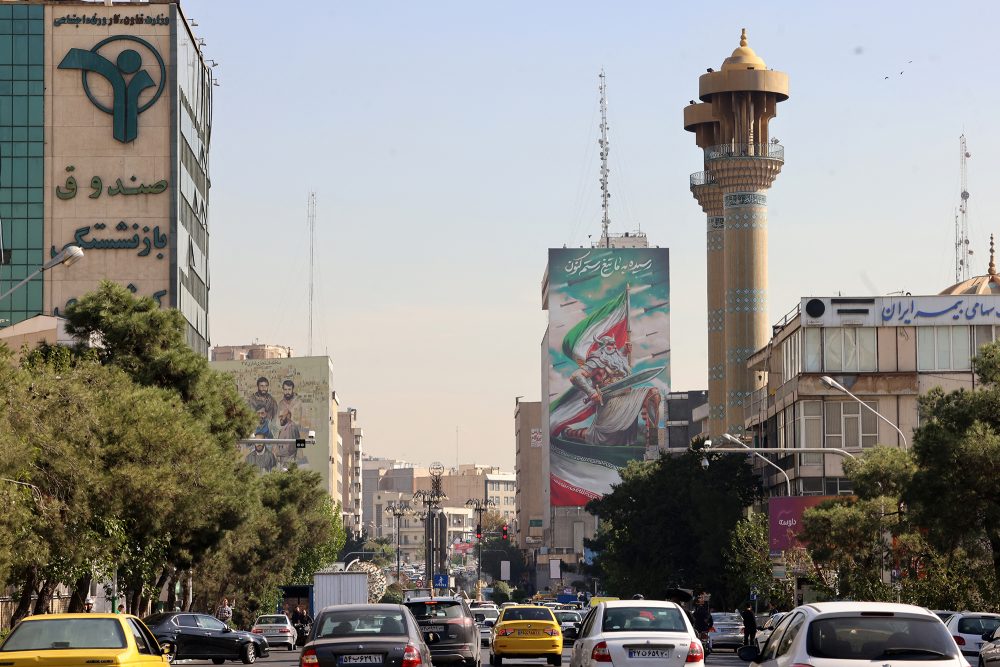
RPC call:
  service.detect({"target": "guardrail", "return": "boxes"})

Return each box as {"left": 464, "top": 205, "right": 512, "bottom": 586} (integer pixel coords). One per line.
{"left": 705, "top": 143, "right": 784, "bottom": 161}
{"left": 689, "top": 170, "right": 717, "bottom": 187}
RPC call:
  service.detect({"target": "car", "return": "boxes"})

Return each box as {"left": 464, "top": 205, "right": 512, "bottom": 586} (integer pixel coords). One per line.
{"left": 403, "top": 596, "right": 482, "bottom": 667}
{"left": 474, "top": 608, "right": 500, "bottom": 647}
{"left": 0, "top": 613, "right": 170, "bottom": 666}
{"left": 567, "top": 599, "right": 703, "bottom": 667}
{"left": 934, "top": 610, "right": 959, "bottom": 623}
{"left": 300, "top": 603, "right": 432, "bottom": 667}
{"left": 946, "top": 612, "right": 1000, "bottom": 664}
{"left": 738, "top": 601, "right": 963, "bottom": 667}
{"left": 555, "top": 610, "right": 583, "bottom": 637}
{"left": 143, "top": 611, "right": 269, "bottom": 664}
{"left": 708, "top": 612, "right": 744, "bottom": 650}
{"left": 250, "top": 613, "right": 297, "bottom": 650}
{"left": 755, "top": 612, "right": 788, "bottom": 650}
{"left": 979, "top": 625, "right": 1000, "bottom": 667}
{"left": 490, "top": 604, "right": 563, "bottom": 666}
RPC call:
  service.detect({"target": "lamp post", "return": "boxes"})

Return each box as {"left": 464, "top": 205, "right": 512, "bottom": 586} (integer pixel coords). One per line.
{"left": 384, "top": 500, "right": 411, "bottom": 584}
{"left": 413, "top": 462, "right": 448, "bottom": 590}
{"left": 698, "top": 441, "right": 856, "bottom": 495}
{"left": 0, "top": 245, "right": 84, "bottom": 305}
{"left": 719, "top": 433, "right": 792, "bottom": 496}
{"left": 466, "top": 497, "right": 496, "bottom": 597}
{"left": 821, "top": 375, "right": 908, "bottom": 450}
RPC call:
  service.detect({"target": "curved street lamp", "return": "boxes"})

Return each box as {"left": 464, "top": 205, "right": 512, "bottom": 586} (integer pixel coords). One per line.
{"left": 466, "top": 497, "right": 497, "bottom": 594}
{"left": 0, "top": 245, "right": 84, "bottom": 304}
{"left": 719, "top": 433, "right": 792, "bottom": 496}
{"left": 820, "top": 375, "right": 908, "bottom": 451}
{"left": 384, "top": 500, "right": 411, "bottom": 584}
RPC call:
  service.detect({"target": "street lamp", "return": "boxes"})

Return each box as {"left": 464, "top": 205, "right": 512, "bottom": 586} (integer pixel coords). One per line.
{"left": 412, "top": 462, "right": 448, "bottom": 589}
{"left": 719, "top": 433, "right": 792, "bottom": 496}
{"left": 385, "top": 500, "right": 411, "bottom": 584}
{"left": 0, "top": 245, "right": 84, "bottom": 303}
{"left": 466, "top": 497, "right": 497, "bottom": 597}
{"left": 820, "top": 375, "right": 908, "bottom": 451}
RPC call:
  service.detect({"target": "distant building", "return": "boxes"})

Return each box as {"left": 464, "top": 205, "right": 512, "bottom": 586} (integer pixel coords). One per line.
{"left": 212, "top": 344, "right": 293, "bottom": 360}
{"left": 338, "top": 409, "right": 364, "bottom": 538}
{"left": 664, "top": 390, "right": 708, "bottom": 449}
{"left": 514, "top": 399, "right": 544, "bottom": 551}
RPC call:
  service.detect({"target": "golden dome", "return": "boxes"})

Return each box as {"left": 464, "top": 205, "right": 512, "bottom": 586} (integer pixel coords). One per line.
{"left": 940, "top": 235, "right": 1000, "bottom": 295}
{"left": 722, "top": 28, "right": 767, "bottom": 72}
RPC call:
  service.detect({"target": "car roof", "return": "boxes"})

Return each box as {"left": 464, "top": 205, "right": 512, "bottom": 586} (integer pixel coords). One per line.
{"left": 23, "top": 613, "right": 128, "bottom": 620}
{"left": 804, "top": 601, "right": 938, "bottom": 617}
{"left": 404, "top": 597, "right": 463, "bottom": 604}
{"left": 602, "top": 600, "right": 682, "bottom": 609}
{"left": 317, "top": 603, "right": 406, "bottom": 614}
{"left": 951, "top": 612, "right": 1000, "bottom": 618}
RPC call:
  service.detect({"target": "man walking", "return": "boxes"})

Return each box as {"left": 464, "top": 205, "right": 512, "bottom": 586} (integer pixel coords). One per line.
{"left": 216, "top": 597, "right": 233, "bottom": 626}
{"left": 741, "top": 605, "right": 757, "bottom": 647}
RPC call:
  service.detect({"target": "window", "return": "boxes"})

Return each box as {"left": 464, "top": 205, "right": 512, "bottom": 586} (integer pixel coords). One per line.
{"left": 825, "top": 401, "right": 878, "bottom": 449}
{"left": 176, "top": 615, "right": 199, "bottom": 628}
{"left": 825, "top": 478, "right": 854, "bottom": 495}
{"left": 198, "top": 616, "right": 227, "bottom": 631}
{"left": 782, "top": 330, "right": 801, "bottom": 380}
{"left": 975, "top": 325, "right": 996, "bottom": 350}
{"left": 760, "top": 613, "right": 794, "bottom": 662}
{"left": 918, "top": 326, "right": 971, "bottom": 371}
{"left": 796, "top": 401, "right": 823, "bottom": 465}
{"left": 804, "top": 328, "right": 822, "bottom": 372}
{"left": 800, "top": 477, "right": 824, "bottom": 496}
{"left": 775, "top": 612, "right": 805, "bottom": 657}
{"left": 127, "top": 618, "right": 154, "bottom": 654}
{"left": 823, "top": 327, "right": 877, "bottom": 372}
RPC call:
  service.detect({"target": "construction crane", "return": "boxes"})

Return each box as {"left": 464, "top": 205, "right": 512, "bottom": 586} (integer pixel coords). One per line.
{"left": 955, "top": 135, "right": 972, "bottom": 282}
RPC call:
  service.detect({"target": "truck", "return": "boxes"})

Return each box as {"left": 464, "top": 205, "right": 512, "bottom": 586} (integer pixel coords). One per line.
{"left": 312, "top": 570, "right": 369, "bottom": 614}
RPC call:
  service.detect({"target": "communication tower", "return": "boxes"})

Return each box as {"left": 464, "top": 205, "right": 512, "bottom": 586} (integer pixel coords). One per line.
{"left": 955, "top": 135, "right": 972, "bottom": 282}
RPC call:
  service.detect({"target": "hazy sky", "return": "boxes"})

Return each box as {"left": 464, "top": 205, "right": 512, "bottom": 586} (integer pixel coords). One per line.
{"left": 192, "top": 0, "right": 1000, "bottom": 470}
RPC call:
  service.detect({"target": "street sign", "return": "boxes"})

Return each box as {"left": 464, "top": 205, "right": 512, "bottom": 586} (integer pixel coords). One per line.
{"left": 500, "top": 560, "right": 510, "bottom": 581}
{"left": 433, "top": 574, "right": 449, "bottom": 588}
{"left": 750, "top": 593, "right": 758, "bottom": 601}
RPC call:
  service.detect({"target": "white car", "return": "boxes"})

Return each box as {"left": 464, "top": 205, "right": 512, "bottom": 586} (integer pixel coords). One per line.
{"left": 740, "top": 601, "right": 965, "bottom": 667}
{"left": 475, "top": 607, "right": 500, "bottom": 647}
{"left": 944, "top": 612, "right": 1000, "bottom": 664}
{"left": 568, "top": 600, "right": 704, "bottom": 667}
{"left": 250, "top": 613, "right": 297, "bottom": 650}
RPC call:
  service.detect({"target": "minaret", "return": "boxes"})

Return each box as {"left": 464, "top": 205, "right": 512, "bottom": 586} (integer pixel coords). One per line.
{"left": 684, "top": 103, "right": 724, "bottom": 437}
{"left": 690, "top": 29, "right": 788, "bottom": 436}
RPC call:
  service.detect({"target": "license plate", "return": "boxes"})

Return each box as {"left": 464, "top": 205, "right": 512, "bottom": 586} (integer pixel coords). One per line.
{"left": 516, "top": 630, "right": 541, "bottom": 636}
{"left": 340, "top": 655, "right": 381, "bottom": 665}
{"left": 423, "top": 625, "right": 445, "bottom": 633}
{"left": 628, "top": 649, "right": 671, "bottom": 659}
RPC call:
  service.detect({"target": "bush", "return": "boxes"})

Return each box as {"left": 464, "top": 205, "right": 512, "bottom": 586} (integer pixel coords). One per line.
{"left": 491, "top": 581, "right": 512, "bottom": 604}
{"left": 380, "top": 583, "right": 404, "bottom": 604}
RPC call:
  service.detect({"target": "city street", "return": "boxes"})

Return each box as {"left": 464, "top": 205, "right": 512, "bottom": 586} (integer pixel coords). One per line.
{"left": 232, "top": 644, "right": 749, "bottom": 667}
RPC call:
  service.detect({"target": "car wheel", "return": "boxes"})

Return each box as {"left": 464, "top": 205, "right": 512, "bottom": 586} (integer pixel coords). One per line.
{"left": 212, "top": 659, "right": 225, "bottom": 665}
{"left": 549, "top": 655, "right": 562, "bottom": 667}
{"left": 491, "top": 654, "right": 502, "bottom": 666}
{"left": 242, "top": 642, "right": 257, "bottom": 664}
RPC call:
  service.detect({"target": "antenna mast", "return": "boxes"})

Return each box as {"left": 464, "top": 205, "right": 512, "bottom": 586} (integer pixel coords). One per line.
{"left": 307, "top": 192, "right": 316, "bottom": 356}
{"left": 598, "top": 69, "right": 611, "bottom": 248}
{"left": 956, "top": 135, "right": 971, "bottom": 282}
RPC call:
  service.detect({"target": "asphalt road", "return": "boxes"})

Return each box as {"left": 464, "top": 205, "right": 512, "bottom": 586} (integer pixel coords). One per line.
{"left": 249, "top": 644, "right": 749, "bottom": 667}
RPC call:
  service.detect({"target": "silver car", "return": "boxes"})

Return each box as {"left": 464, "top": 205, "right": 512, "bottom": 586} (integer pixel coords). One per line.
{"left": 251, "top": 613, "right": 297, "bottom": 650}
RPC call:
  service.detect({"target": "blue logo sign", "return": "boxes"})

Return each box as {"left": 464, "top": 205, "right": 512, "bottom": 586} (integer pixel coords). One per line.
{"left": 58, "top": 35, "right": 166, "bottom": 143}
{"left": 433, "top": 574, "right": 449, "bottom": 588}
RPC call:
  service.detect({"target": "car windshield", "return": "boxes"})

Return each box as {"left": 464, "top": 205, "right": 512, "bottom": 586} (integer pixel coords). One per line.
{"left": 602, "top": 607, "right": 687, "bottom": 633}
{"left": 405, "top": 601, "right": 464, "bottom": 619}
{"left": 807, "top": 616, "right": 959, "bottom": 660}
{"left": 958, "top": 617, "right": 1000, "bottom": 635}
{"left": 315, "top": 611, "right": 407, "bottom": 638}
{"left": 476, "top": 610, "right": 499, "bottom": 621}
{"left": 257, "top": 616, "right": 287, "bottom": 625}
{"left": 714, "top": 614, "right": 742, "bottom": 625}
{"left": 502, "top": 608, "right": 554, "bottom": 622}
{"left": 1, "top": 618, "right": 127, "bottom": 651}
{"left": 556, "top": 612, "right": 582, "bottom": 624}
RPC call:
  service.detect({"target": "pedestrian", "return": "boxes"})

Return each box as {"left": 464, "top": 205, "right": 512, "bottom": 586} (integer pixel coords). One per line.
{"left": 741, "top": 605, "right": 757, "bottom": 647}
{"left": 216, "top": 597, "right": 233, "bottom": 626}
{"left": 83, "top": 597, "right": 94, "bottom": 613}
{"left": 117, "top": 604, "right": 126, "bottom": 614}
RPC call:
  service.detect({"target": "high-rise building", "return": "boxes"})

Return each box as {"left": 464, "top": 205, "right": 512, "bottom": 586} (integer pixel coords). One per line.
{"left": 513, "top": 399, "right": 543, "bottom": 551}
{"left": 684, "top": 29, "right": 789, "bottom": 437}
{"left": 338, "top": 408, "right": 364, "bottom": 538}
{"left": 0, "top": 1, "right": 213, "bottom": 355}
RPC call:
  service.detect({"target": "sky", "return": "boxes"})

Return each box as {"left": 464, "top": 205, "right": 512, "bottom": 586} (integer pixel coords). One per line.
{"left": 191, "top": 0, "right": 1000, "bottom": 470}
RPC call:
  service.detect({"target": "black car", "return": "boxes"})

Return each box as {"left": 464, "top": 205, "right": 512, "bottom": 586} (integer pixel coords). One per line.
{"left": 403, "top": 596, "right": 481, "bottom": 667}
{"left": 301, "top": 603, "right": 432, "bottom": 667}
{"left": 143, "top": 611, "right": 269, "bottom": 664}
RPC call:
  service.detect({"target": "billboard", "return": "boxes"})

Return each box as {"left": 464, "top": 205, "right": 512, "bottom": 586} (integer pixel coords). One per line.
{"left": 547, "top": 248, "right": 670, "bottom": 506}
{"left": 768, "top": 495, "right": 838, "bottom": 557}
{"left": 211, "top": 357, "right": 334, "bottom": 493}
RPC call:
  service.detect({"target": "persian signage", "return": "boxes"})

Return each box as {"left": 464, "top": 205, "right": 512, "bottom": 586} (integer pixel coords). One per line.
{"left": 801, "top": 295, "right": 1000, "bottom": 328}
{"left": 46, "top": 4, "right": 173, "bottom": 318}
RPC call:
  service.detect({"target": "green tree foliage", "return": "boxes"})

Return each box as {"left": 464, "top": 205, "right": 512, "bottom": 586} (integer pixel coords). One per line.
{"left": 725, "top": 512, "right": 791, "bottom": 608}
{"left": 491, "top": 581, "right": 512, "bottom": 604}
{"left": 586, "top": 447, "right": 760, "bottom": 606}
{"left": 291, "top": 499, "right": 348, "bottom": 584}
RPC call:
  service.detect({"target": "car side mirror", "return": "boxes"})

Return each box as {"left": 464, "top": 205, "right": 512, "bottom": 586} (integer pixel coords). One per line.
{"left": 737, "top": 645, "right": 760, "bottom": 662}
{"left": 485, "top": 620, "right": 495, "bottom": 628}
{"left": 475, "top": 614, "right": 485, "bottom": 623}
{"left": 563, "top": 627, "right": 578, "bottom": 640}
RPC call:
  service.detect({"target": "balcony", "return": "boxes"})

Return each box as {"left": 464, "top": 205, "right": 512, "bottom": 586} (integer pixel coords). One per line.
{"left": 704, "top": 143, "right": 784, "bottom": 162}
{"left": 689, "top": 170, "right": 716, "bottom": 188}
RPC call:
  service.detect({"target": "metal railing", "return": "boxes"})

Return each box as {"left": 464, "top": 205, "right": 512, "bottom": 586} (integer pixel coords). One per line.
{"left": 705, "top": 143, "right": 784, "bottom": 161}
{"left": 689, "top": 170, "right": 716, "bottom": 187}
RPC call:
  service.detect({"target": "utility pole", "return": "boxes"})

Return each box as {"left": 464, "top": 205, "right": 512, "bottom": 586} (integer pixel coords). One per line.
{"left": 466, "top": 497, "right": 496, "bottom": 598}
{"left": 384, "top": 501, "right": 411, "bottom": 585}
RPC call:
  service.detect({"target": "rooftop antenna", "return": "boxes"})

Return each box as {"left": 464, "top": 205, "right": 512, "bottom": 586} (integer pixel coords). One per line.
{"left": 307, "top": 192, "right": 316, "bottom": 355}
{"left": 598, "top": 69, "right": 611, "bottom": 248}
{"left": 956, "top": 135, "right": 971, "bottom": 282}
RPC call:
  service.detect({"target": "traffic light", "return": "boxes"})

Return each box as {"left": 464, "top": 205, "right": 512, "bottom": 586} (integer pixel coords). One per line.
{"left": 502, "top": 524, "right": 509, "bottom": 540}
{"left": 476, "top": 524, "right": 482, "bottom": 540}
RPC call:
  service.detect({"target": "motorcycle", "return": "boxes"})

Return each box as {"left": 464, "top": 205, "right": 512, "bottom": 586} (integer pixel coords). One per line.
{"left": 294, "top": 621, "right": 312, "bottom": 647}
{"left": 698, "top": 629, "right": 713, "bottom": 657}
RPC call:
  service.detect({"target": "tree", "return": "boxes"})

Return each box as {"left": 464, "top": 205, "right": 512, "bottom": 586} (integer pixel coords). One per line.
{"left": 586, "top": 446, "right": 760, "bottom": 606}
{"left": 725, "top": 512, "right": 791, "bottom": 608}
{"left": 491, "top": 581, "right": 512, "bottom": 604}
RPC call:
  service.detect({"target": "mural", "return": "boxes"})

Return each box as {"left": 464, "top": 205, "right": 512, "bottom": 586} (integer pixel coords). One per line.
{"left": 211, "top": 357, "right": 332, "bottom": 490}
{"left": 547, "top": 248, "right": 670, "bottom": 506}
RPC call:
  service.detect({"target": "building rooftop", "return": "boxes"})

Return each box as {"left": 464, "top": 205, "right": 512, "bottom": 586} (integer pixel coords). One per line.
{"left": 940, "top": 235, "right": 1000, "bottom": 296}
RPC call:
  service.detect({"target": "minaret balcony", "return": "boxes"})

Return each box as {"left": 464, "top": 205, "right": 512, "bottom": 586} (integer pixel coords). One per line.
{"left": 705, "top": 142, "right": 784, "bottom": 162}
{"left": 689, "top": 170, "right": 716, "bottom": 189}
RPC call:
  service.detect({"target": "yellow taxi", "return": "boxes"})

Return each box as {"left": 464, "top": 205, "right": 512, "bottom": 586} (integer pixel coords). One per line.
{"left": 489, "top": 604, "right": 563, "bottom": 666}
{"left": 0, "top": 613, "right": 170, "bottom": 666}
